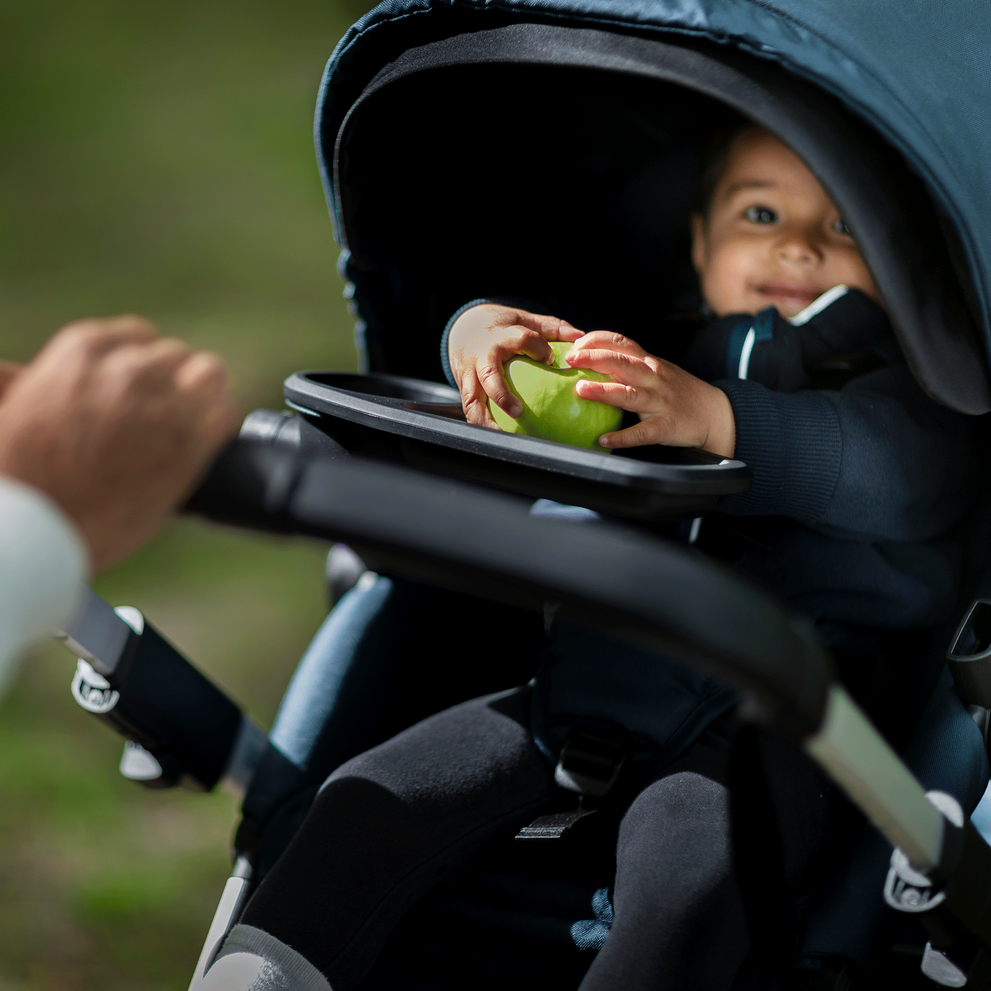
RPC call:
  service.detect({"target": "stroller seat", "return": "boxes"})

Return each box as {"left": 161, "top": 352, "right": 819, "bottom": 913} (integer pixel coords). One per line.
{"left": 228, "top": 551, "right": 991, "bottom": 991}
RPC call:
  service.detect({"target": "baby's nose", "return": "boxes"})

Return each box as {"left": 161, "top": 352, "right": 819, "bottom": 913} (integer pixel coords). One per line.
{"left": 776, "top": 231, "right": 821, "bottom": 264}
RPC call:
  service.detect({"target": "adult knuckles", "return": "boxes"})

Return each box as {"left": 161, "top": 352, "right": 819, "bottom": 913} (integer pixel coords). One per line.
{"left": 58, "top": 315, "right": 153, "bottom": 348}
{"left": 176, "top": 351, "right": 228, "bottom": 391}
{"left": 56, "top": 321, "right": 112, "bottom": 353}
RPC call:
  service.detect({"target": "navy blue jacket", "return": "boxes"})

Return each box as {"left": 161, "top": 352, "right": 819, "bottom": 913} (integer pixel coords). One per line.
{"left": 444, "top": 290, "right": 978, "bottom": 649}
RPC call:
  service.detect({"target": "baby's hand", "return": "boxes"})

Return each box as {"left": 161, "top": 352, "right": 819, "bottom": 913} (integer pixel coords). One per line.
{"left": 565, "top": 332, "right": 736, "bottom": 458}
{"left": 448, "top": 304, "right": 583, "bottom": 427}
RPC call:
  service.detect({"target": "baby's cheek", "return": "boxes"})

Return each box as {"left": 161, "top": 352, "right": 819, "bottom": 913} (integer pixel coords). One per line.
{"left": 696, "top": 236, "right": 761, "bottom": 316}
{"left": 834, "top": 251, "right": 881, "bottom": 306}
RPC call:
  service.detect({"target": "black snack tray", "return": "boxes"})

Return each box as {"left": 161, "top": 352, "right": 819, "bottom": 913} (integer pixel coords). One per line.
{"left": 284, "top": 371, "right": 750, "bottom": 519}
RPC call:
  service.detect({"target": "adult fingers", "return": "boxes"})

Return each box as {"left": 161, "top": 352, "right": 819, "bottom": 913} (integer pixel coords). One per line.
{"left": 0, "top": 361, "right": 22, "bottom": 399}
{"left": 174, "top": 349, "right": 229, "bottom": 397}
{"left": 46, "top": 314, "right": 159, "bottom": 360}
{"left": 177, "top": 353, "right": 240, "bottom": 446}
{"left": 104, "top": 336, "right": 195, "bottom": 393}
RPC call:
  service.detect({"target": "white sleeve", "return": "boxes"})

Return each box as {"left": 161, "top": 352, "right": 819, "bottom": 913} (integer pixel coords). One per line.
{"left": 0, "top": 475, "right": 89, "bottom": 695}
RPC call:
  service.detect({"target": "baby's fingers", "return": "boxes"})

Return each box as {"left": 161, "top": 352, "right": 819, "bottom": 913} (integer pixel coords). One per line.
{"left": 570, "top": 330, "right": 646, "bottom": 356}
{"left": 511, "top": 329, "right": 554, "bottom": 366}
{"left": 522, "top": 311, "right": 584, "bottom": 344}
{"left": 598, "top": 419, "right": 669, "bottom": 450}
{"left": 475, "top": 359, "right": 522, "bottom": 420}
{"left": 458, "top": 369, "right": 501, "bottom": 428}
{"left": 567, "top": 347, "right": 658, "bottom": 387}
{"left": 574, "top": 378, "right": 634, "bottom": 406}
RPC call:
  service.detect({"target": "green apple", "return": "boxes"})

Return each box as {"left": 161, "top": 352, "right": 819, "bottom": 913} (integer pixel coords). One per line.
{"left": 489, "top": 341, "right": 622, "bottom": 451}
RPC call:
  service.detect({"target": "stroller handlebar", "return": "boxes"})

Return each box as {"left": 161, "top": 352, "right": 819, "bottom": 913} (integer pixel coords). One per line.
{"left": 187, "top": 438, "right": 830, "bottom": 739}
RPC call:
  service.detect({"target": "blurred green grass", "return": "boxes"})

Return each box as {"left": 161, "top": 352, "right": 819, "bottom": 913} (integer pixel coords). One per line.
{"left": 0, "top": 2, "right": 374, "bottom": 986}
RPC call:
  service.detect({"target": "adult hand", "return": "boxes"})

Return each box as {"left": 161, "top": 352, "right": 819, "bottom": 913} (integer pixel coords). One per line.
{"left": 448, "top": 304, "right": 582, "bottom": 427}
{"left": 564, "top": 331, "right": 737, "bottom": 458}
{"left": 0, "top": 315, "right": 238, "bottom": 572}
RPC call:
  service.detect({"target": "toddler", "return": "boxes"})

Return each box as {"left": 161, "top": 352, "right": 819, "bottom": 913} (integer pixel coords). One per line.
{"left": 201, "top": 126, "right": 978, "bottom": 991}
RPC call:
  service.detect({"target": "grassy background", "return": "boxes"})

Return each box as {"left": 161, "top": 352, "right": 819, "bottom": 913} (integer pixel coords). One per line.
{"left": 0, "top": 2, "right": 374, "bottom": 986}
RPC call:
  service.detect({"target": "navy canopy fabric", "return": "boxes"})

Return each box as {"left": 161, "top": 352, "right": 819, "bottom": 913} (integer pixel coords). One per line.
{"left": 315, "top": 0, "right": 991, "bottom": 411}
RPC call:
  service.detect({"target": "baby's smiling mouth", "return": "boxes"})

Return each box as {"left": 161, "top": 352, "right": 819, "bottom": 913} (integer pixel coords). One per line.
{"left": 754, "top": 282, "right": 825, "bottom": 308}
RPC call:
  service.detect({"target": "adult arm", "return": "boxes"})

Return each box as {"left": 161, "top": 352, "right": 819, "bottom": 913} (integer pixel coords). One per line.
{"left": 0, "top": 315, "right": 237, "bottom": 679}
{"left": 0, "top": 476, "right": 87, "bottom": 692}
{"left": 0, "top": 315, "right": 238, "bottom": 571}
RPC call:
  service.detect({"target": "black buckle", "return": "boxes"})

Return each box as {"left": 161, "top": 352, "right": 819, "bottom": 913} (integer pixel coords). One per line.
{"left": 554, "top": 725, "right": 629, "bottom": 798}
{"left": 515, "top": 726, "right": 630, "bottom": 841}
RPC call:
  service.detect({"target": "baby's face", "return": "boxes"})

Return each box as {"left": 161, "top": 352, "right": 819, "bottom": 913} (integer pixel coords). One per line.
{"left": 691, "top": 128, "right": 880, "bottom": 319}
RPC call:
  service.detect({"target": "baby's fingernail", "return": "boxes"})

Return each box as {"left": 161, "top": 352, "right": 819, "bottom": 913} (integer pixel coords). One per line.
{"left": 598, "top": 434, "right": 613, "bottom": 448}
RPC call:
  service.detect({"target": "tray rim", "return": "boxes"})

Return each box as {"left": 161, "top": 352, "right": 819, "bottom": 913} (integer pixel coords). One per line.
{"left": 284, "top": 370, "right": 751, "bottom": 497}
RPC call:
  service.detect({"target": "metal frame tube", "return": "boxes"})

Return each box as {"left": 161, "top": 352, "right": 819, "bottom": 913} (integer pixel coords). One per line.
{"left": 804, "top": 683, "right": 945, "bottom": 869}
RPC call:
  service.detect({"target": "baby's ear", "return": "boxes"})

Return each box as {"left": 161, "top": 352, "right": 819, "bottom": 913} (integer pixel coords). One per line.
{"left": 689, "top": 213, "right": 707, "bottom": 275}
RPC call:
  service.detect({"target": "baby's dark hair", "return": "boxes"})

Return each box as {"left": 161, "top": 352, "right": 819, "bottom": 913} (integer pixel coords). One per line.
{"left": 691, "top": 114, "right": 758, "bottom": 220}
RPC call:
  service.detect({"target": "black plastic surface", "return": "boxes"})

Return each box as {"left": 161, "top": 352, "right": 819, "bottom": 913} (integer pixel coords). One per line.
{"left": 95, "top": 623, "right": 243, "bottom": 792}
{"left": 283, "top": 371, "right": 750, "bottom": 520}
{"left": 188, "top": 441, "right": 829, "bottom": 740}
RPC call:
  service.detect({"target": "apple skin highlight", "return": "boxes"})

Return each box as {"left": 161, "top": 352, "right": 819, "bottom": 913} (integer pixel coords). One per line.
{"left": 489, "top": 341, "right": 623, "bottom": 450}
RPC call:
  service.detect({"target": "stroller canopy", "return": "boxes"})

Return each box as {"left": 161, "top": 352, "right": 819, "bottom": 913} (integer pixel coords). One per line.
{"left": 316, "top": 0, "right": 991, "bottom": 415}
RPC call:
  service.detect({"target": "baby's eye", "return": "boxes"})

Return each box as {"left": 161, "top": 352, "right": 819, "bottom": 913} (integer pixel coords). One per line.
{"left": 832, "top": 218, "right": 853, "bottom": 236}
{"left": 744, "top": 205, "right": 778, "bottom": 225}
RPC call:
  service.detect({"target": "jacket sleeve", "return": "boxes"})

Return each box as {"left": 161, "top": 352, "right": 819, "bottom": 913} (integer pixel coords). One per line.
{"left": 716, "top": 367, "right": 977, "bottom": 542}
{"left": 0, "top": 475, "right": 88, "bottom": 688}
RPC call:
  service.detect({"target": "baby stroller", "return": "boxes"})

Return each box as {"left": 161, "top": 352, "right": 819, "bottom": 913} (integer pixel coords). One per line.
{"left": 55, "top": 0, "right": 991, "bottom": 987}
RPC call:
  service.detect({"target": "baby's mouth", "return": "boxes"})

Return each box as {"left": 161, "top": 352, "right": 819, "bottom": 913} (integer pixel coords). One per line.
{"left": 754, "top": 283, "right": 824, "bottom": 309}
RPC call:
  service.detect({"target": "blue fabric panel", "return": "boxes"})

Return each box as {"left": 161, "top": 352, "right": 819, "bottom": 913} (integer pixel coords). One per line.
{"left": 532, "top": 622, "right": 737, "bottom": 766}
{"left": 724, "top": 317, "right": 754, "bottom": 380}
{"left": 752, "top": 307, "right": 775, "bottom": 343}
{"left": 269, "top": 575, "right": 394, "bottom": 769}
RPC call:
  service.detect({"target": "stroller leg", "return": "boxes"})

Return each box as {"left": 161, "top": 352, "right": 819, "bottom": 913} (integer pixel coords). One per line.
{"left": 187, "top": 856, "right": 254, "bottom": 987}
{"left": 192, "top": 923, "right": 331, "bottom": 990}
